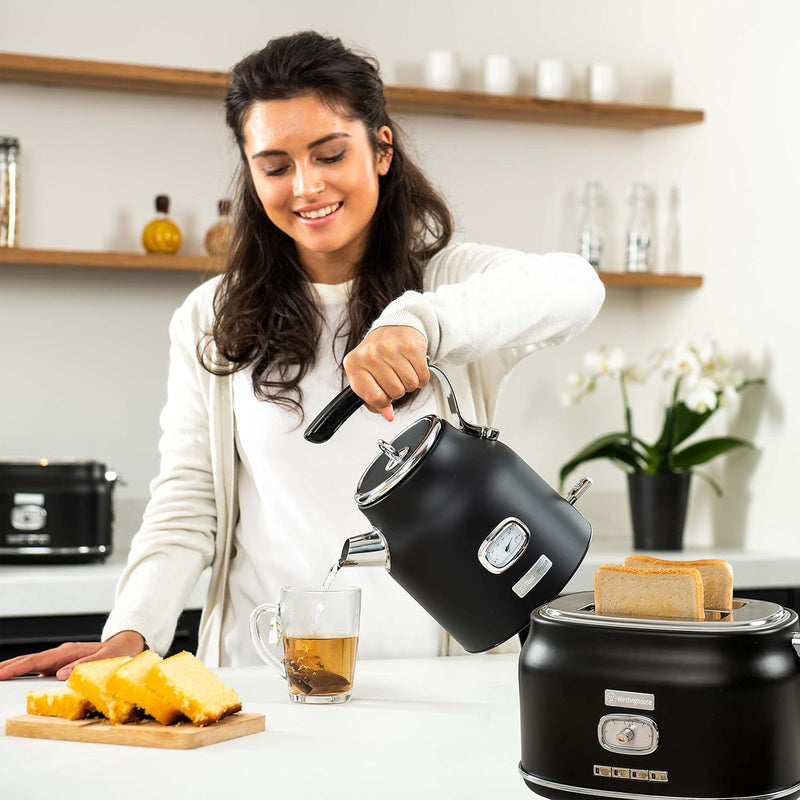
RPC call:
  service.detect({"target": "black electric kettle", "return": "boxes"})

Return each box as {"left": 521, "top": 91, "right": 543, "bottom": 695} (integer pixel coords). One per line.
{"left": 304, "top": 362, "right": 593, "bottom": 652}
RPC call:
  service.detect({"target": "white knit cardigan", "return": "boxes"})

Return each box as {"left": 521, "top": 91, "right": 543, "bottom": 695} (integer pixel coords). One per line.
{"left": 103, "top": 242, "right": 605, "bottom": 666}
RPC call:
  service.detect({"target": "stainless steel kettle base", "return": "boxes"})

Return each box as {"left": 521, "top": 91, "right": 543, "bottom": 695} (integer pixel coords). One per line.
{"left": 518, "top": 766, "right": 800, "bottom": 800}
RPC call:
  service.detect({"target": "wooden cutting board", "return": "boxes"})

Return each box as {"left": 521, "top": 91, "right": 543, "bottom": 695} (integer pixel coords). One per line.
{"left": 5, "top": 711, "right": 266, "bottom": 749}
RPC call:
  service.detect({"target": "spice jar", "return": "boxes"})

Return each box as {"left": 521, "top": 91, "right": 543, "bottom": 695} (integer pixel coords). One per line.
{"left": 0, "top": 137, "right": 20, "bottom": 247}
{"left": 142, "top": 194, "right": 182, "bottom": 254}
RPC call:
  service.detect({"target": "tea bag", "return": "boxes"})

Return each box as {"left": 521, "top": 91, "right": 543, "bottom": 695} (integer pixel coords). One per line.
{"left": 286, "top": 654, "right": 350, "bottom": 695}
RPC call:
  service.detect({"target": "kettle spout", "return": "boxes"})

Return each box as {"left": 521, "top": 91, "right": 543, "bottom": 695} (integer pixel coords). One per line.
{"left": 339, "top": 529, "right": 390, "bottom": 570}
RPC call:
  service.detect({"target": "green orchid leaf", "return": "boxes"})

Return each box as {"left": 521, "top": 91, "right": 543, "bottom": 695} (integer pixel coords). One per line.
{"left": 559, "top": 435, "right": 647, "bottom": 490}
{"left": 653, "top": 402, "right": 713, "bottom": 455}
{"left": 670, "top": 437, "right": 754, "bottom": 470}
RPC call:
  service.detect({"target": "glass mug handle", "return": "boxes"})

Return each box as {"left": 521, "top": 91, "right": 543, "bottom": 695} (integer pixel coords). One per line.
{"left": 249, "top": 602, "right": 286, "bottom": 679}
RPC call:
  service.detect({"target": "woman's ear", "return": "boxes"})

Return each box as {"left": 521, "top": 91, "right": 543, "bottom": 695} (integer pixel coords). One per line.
{"left": 376, "top": 125, "right": 393, "bottom": 175}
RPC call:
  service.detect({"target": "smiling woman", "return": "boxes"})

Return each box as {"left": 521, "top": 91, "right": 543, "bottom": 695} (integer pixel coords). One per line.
{"left": 0, "top": 31, "right": 605, "bottom": 680}
{"left": 242, "top": 96, "right": 392, "bottom": 282}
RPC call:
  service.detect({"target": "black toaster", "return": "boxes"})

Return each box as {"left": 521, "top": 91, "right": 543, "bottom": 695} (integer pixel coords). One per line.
{"left": 519, "top": 591, "right": 800, "bottom": 799}
{"left": 0, "top": 460, "right": 117, "bottom": 564}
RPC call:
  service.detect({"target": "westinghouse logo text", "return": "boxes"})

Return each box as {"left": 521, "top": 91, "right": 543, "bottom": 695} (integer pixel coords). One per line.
{"left": 605, "top": 689, "right": 655, "bottom": 711}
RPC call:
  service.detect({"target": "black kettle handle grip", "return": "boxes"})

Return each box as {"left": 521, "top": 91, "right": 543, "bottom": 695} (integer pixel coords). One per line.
{"left": 304, "top": 385, "right": 365, "bottom": 444}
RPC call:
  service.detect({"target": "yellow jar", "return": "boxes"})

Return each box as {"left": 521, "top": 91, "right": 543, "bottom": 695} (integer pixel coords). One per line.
{"left": 142, "top": 194, "right": 181, "bottom": 254}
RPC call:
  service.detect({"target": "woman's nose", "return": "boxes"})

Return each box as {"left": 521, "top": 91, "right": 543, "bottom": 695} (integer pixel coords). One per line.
{"left": 293, "top": 164, "right": 325, "bottom": 198}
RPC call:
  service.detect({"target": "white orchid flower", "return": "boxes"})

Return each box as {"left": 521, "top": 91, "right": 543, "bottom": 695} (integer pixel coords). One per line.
{"left": 663, "top": 341, "right": 702, "bottom": 378}
{"left": 584, "top": 346, "right": 626, "bottom": 378}
{"left": 682, "top": 376, "right": 719, "bottom": 414}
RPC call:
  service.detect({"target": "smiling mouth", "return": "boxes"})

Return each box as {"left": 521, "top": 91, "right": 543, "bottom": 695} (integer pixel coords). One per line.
{"left": 296, "top": 202, "right": 343, "bottom": 220}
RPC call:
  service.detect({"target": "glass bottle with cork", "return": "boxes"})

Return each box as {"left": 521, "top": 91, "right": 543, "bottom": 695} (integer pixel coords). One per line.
{"left": 577, "top": 181, "right": 606, "bottom": 270}
{"left": 0, "top": 137, "right": 20, "bottom": 247}
{"left": 624, "top": 182, "right": 656, "bottom": 272}
{"left": 142, "top": 194, "right": 182, "bottom": 254}
{"left": 204, "top": 198, "right": 233, "bottom": 257}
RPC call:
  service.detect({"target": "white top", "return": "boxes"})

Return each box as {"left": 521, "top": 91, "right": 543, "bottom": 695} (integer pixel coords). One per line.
{"left": 222, "top": 280, "right": 442, "bottom": 663}
{"left": 102, "top": 242, "right": 606, "bottom": 665}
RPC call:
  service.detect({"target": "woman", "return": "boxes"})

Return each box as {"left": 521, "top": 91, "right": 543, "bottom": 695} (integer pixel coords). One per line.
{"left": 0, "top": 31, "right": 604, "bottom": 679}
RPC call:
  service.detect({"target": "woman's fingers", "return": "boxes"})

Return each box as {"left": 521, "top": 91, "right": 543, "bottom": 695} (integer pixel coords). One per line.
{"left": 343, "top": 325, "right": 428, "bottom": 416}
{"left": 0, "top": 641, "right": 105, "bottom": 680}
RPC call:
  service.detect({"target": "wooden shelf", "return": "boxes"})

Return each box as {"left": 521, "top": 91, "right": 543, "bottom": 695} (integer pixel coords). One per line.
{"left": 0, "top": 52, "right": 704, "bottom": 130}
{"left": 597, "top": 271, "right": 702, "bottom": 288}
{"left": 0, "top": 248, "right": 702, "bottom": 287}
{"left": 0, "top": 247, "right": 222, "bottom": 273}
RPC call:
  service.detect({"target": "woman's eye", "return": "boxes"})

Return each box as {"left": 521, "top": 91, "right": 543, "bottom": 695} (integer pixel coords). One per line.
{"left": 263, "top": 165, "right": 290, "bottom": 177}
{"left": 319, "top": 150, "right": 346, "bottom": 165}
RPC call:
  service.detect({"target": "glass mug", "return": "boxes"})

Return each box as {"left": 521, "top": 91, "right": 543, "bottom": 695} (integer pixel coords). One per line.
{"left": 249, "top": 586, "right": 361, "bottom": 704}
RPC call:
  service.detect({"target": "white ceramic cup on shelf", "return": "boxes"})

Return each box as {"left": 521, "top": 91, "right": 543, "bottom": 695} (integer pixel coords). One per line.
{"left": 535, "top": 59, "right": 570, "bottom": 99}
{"left": 588, "top": 62, "right": 619, "bottom": 102}
{"left": 482, "top": 54, "right": 518, "bottom": 95}
{"left": 424, "top": 50, "right": 461, "bottom": 91}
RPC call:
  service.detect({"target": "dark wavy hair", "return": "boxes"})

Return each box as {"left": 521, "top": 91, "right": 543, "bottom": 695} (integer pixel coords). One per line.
{"left": 203, "top": 30, "right": 453, "bottom": 416}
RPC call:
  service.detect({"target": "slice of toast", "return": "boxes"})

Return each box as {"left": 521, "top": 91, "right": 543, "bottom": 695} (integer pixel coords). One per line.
{"left": 66, "top": 656, "right": 138, "bottom": 724}
{"left": 594, "top": 564, "right": 705, "bottom": 620}
{"left": 624, "top": 555, "right": 734, "bottom": 611}
{"left": 105, "top": 650, "right": 183, "bottom": 725}
{"left": 26, "top": 688, "right": 94, "bottom": 721}
{"left": 144, "top": 651, "right": 241, "bottom": 726}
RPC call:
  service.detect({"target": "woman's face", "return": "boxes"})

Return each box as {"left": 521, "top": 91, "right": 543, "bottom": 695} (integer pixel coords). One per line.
{"left": 242, "top": 94, "right": 393, "bottom": 283}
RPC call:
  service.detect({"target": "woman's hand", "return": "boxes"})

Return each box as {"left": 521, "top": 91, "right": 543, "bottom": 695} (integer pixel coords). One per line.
{"left": 343, "top": 325, "right": 429, "bottom": 421}
{"left": 0, "top": 630, "right": 146, "bottom": 681}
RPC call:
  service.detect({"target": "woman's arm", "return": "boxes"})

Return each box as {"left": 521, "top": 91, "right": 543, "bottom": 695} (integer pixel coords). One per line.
{"left": 370, "top": 243, "right": 605, "bottom": 364}
{"left": 343, "top": 244, "right": 604, "bottom": 416}
{"left": 101, "top": 289, "right": 219, "bottom": 655}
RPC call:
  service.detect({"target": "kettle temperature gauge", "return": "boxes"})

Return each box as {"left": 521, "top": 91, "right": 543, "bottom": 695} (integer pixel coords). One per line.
{"left": 477, "top": 518, "right": 531, "bottom": 574}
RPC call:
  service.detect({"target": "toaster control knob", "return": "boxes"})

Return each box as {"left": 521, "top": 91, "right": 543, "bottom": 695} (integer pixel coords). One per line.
{"left": 617, "top": 726, "right": 635, "bottom": 744}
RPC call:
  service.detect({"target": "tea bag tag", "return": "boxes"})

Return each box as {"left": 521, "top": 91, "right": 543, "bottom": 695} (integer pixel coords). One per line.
{"left": 268, "top": 616, "right": 280, "bottom": 645}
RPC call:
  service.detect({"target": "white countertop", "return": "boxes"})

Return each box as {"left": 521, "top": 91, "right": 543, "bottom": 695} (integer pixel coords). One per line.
{"left": 2, "top": 542, "right": 798, "bottom": 618}
{"left": 1, "top": 654, "right": 537, "bottom": 800}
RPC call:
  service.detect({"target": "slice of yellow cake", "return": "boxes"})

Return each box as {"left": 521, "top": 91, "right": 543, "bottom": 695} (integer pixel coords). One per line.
{"left": 66, "top": 656, "right": 138, "bottom": 724}
{"left": 106, "top": 650, "right": 183, "bottom": 725}
{"left": 144, "top": 651, "right": 241, "bottom": 726}
{"left": 26, "top": 688, "right": 94, "bottom": 721}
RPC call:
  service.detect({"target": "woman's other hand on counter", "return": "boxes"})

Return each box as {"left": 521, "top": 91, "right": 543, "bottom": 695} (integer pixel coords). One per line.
{"left": 0, "top": 630, "right": 146, "bottom": 681}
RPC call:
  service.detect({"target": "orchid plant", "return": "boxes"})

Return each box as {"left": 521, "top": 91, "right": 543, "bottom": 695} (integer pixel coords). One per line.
{"left": 558, "top": 340, "right": 764, "bottom": 495}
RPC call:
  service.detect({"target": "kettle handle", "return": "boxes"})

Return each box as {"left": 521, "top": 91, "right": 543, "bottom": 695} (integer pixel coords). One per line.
{"left": 304, "top": 359, "right": 499, "bottom": 444}
{"left": 303, "top": 384, "right": 365, "bottom": 444}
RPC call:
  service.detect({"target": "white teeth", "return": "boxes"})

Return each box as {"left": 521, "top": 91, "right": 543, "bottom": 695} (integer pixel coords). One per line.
{"left": 298, "top": 202, "right": 341, "bottom": 220}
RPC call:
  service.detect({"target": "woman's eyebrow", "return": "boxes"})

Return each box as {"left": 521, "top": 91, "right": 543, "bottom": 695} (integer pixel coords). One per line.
{"left": 250, "top": 132, "right": 351, "bottom": 160}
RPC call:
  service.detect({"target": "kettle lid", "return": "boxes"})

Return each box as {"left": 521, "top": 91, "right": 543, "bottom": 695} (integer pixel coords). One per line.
{"left": 355, "top": 415, "right": 442, "bottom": 507}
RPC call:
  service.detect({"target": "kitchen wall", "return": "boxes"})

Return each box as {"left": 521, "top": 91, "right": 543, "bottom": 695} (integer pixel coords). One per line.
{"left": 2, "top": 0, "right": 798, "bottom": 555}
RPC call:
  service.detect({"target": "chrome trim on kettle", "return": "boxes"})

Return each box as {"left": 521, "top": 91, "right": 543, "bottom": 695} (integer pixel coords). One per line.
{"left": 518, "top": 766, "right": 800, "bottom": 800}
{"left": 355, "top": 416, "right": 442, "bottom": 507}
{"left": 428, "top": 361, "right": 499, "bottom": 440}
{"left": 477, "top": 518, "right": 530, "bottom": 574}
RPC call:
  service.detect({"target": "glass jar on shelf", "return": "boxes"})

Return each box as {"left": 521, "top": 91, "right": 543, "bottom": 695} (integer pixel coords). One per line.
{"left": 142, "top": 194, "right": 182, "bottom": 254}
{"left": 577, "top": 180, "right": 606, "bottom": 270}
{"left": 624, "top": 182, "right": 656, "bottom": 272}
{"left": 204, "top": 198, "right": 233, "bottom": 257}
{"left": 0, "top": 136, "right": 20, "bottom": 247}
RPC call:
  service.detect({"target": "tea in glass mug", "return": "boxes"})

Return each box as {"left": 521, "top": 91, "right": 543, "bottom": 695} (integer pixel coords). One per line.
{"left": 249, "top": 586, "right": 361, "bottom": 703}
